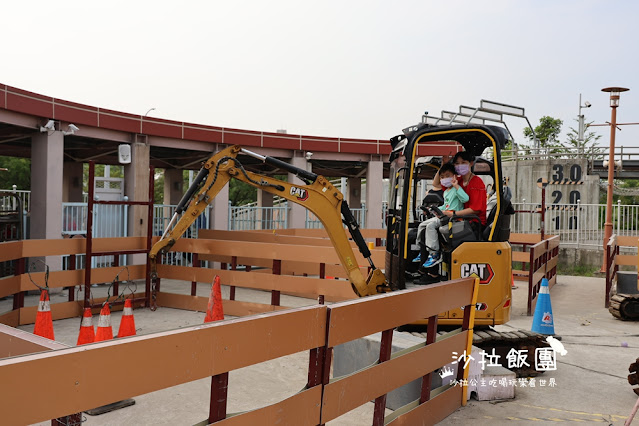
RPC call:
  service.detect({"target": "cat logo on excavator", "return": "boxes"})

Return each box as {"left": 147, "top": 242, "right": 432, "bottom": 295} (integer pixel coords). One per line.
{"left": 290, "top": 186, "right": 309, "bottom": 201}
{"left": 460, "top": 263, "right": 494, "bottom": 285}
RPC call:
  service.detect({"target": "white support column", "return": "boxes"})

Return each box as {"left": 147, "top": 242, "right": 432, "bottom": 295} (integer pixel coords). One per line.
{"left": 257, "top": 190, "right": 274, "bottom": 230}
{"left": 366, "top": 157, "right": 384, "bottom": 229}
{"left": 210, "top": 184, "right": 229, "bottom": 231}
{"left": 347, "top": 177, "right": 362, "bottom": 209}
{"left": 163, "top": 169, "right": 184, "bottom": 205}
{"left": 62, "top": 162, "right": 84, "bottom": 202}
{"left": 31, "top": 131, "right": 64, "bottom": 272}
{"left": 124, "top": 141, "right": 150, "bottom": 265}
{"left": 287, "top": 153, "right": 308, "bottom": 229}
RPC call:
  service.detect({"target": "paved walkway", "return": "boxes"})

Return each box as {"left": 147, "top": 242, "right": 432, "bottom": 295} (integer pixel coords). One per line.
{"left": 441, "top": 275, "right": 636, "bottom": 425}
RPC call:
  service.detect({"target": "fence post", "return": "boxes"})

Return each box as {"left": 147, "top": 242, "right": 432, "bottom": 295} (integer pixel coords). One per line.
{"left": 372, "top": 328, "right": 393, "bottom": 426}
{"left": 576, "top": 199, "right": 581, "bottom": 249}
{"left": 617, "top": 200, "right": 621, "bottom": 236}
{"left": 540, "top": 187, "right": 546, "bottom": 241}
{"left": 123, "top": 197, "right": 129, "bottom": 266}
{"left": 361, "top": 201, "right": 366, "bottom": 229}
{"left": 271, "top": 259, "right": 281, "bottom": 306}
{"left": 420, "top": 315, "right": 438, "bottom": 403}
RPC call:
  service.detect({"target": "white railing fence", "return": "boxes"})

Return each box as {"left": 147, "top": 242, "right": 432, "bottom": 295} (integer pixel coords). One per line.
{"left": 229, "top": 203, "right": 287, "bottom": 230}
{"left": 0, "top": 189, "right": 29, "bottom": 238}
{"left": 512, "top": 200, "right": 639, "bottom": 249}
{"left": 0, "top": 190, "right": 632, "bottom": 257}
{"left": 0, "top": 187, "right": 30, "bottom": 212}
{"left": 489, "top": 145, "right": 639, "bottom": 162}
{"left": 62, "top": 203, "right": 129, "bottom": 269}
{"left": 305, "top": 202, "right": 367, "bottom": 229}
{"left": 153, "top": 204, "right": 213, "bottom": 267}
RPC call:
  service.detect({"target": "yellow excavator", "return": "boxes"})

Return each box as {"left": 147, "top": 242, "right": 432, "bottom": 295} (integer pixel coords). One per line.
{"left": 149, "top": 123, "right": 542, "bottom": 374}
{"left": 149, "top": 144, "right": 387, "bottom": 298}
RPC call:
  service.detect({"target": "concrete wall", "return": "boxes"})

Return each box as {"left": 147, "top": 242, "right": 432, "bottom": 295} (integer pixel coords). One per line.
{"left": 502, "top": 159, "right": 599, "bottom": 205}
{"left": 558, "top": 247, "right": 602, "bottom": 271}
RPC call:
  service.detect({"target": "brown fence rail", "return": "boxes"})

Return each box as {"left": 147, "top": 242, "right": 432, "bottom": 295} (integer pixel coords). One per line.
{"left": 0, "top": 277, "right": 478, "bottom": 425}
{"left": 605, "top": 235, "right": 639, "bottom": 308}
{"left": 510, "top": 233, "right": 560, "bottom": 316}
{"left": 0, "top": 232, "right": 381, "bottom": 326}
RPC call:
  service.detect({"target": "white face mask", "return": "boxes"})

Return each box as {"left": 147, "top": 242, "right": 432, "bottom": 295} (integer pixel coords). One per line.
{"left": 440, "top": 177, "right": 454, "bottom": 188}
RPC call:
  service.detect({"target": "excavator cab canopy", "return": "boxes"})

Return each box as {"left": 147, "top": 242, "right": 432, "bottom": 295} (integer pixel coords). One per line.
{"left": 385, "top": 123, "right": 513, "bottom": 290}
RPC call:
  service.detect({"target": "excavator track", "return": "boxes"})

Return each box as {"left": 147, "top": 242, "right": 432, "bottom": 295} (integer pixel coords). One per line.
{"left": 629, "top": 358, "right": 639, "bottom": 395}
{"left": 609, "top": 294, "right": 639, "bottom": 321}
{"left": 409, "top": 327, "right": 548, "bottom": 377}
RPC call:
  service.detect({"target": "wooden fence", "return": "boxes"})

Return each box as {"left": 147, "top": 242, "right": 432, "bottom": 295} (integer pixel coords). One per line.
{"left": 0, "top": 230, "right": 388, "bottom": 325}
{"left": 0, "top": 277, "right": 478, "bottom": 425}
{"left": 1, "top": 229, "right": 558, "bottom": 324}
{"left": 510, "top": 233, "right": 560, "bottom": 316}
{"left": 605, "top": 235, "right": 639, "bottom": 308}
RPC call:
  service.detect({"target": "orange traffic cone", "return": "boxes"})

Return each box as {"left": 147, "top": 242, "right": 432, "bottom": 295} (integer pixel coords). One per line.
{"left": 33, "top": 289, "right": 55, "bottom": 340}
{"left": 117, "top": 298, "right": 136, "bottom": 338}
{"left": 76, "top": 307, "right": 95, "bottom": 345}
{"left": 94, "top": 302, "right": 113, "bottom": 342}
{"left": 204, "top": 275, "right": 224, "bottom": 323}
{"left": 511, "top": 274, "right": 517, "bottom": 289}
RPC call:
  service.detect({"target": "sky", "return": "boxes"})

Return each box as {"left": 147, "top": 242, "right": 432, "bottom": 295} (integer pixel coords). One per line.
{"left": 3, "top": 0, "right": 639, "bottom": 149}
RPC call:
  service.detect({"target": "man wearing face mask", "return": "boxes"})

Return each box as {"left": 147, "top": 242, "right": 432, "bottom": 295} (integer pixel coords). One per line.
{"left": 413, "top": 163, "right": 469, "bottom": 268}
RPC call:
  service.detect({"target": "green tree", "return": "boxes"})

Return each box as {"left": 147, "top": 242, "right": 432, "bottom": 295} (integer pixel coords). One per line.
{"left": 229, "top": 180, "right": 257, "bottom": 206}
{"left": 523, "top": 116, "right": 563, "bottom": 151}
{"left": 496, "top": 138, "right": 515, "bottom": 161}
{"left": 154, "top": 170, "right": 164, "bottom": 204}
{"left": 601, "top": 178, "right": 639, "bottom": 205}
{"left": 564, "top": 119, "right": 604, "bottom": 158}
{"left": 0, "top": 156, "right": 30, "bottom": 190}
{"left": 82, "top": 164, "right": 124, "bottom": 193}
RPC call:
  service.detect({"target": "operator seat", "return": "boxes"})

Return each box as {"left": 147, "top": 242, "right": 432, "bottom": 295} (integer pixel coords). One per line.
{"left": 483, "top": 186, "right": 514, "bottom": 242}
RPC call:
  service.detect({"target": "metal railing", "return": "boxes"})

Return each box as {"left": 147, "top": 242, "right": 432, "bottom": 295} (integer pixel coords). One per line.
{"left": 1, "top": 188, "right": 29, "bottom": 238}
{"left": 513, "top": 200, "right": 639, "bottom": 250}
{"left": 17, "top": 192, "right": 639, "bottom": 256}
{"left": 493, "top": 145, "right": 639, "bottom": 163}
{"left": 153, "top": 204, "right": 213, "bottom": 267}
{"left": 62, "top": 202, "right": 130, "bottom": 269}
{"left": 60, "top": 202, "right": 213, "bottom": 269}
{"left": 0, "top": 187, "right": 30, "bottom": 212}
{"left": 305, "top": 203, "right": 367, "bottom": 229}
{"left": 229, "top": 203, "right": 288, "bottom": 230}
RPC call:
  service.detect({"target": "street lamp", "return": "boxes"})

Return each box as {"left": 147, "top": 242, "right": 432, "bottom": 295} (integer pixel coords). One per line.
{"left": 578, "top": 94, "right": 591, "bottom": 155}
{"left": 602, "top": 86, "right": 629, "bottom": 270}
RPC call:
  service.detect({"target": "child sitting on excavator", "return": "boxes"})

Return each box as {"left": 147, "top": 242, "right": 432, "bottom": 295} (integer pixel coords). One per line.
{"left": 413, "top": 163, "right": 469, "bottom": 267}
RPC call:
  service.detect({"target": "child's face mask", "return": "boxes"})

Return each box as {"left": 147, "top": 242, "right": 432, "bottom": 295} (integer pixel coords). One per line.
{"left": 455, "top": 163, "right": 471, "bottom": 176}
{"left": 440, "top": 177, "right": 454, "bottom": 188}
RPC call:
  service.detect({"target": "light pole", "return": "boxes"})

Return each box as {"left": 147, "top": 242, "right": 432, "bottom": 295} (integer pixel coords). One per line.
{"left": 578, "top": 94, "right": 591, "bottom": 155}
{"left": 602, "top": 86, "right": 629, "bottom": 270}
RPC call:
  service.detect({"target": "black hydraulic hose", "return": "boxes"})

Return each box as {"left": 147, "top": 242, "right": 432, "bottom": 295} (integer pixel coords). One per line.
{"left": 176, "top": 167, "right": 209, "bottom": 214}
{"left": 263, "top": 156, "right": 318, "bottom": 184}
{"left": 341, "top": 200, "right": 373, "bottom": 262}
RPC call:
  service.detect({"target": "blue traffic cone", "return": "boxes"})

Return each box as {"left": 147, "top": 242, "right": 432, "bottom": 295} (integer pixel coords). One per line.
{"left": 531, "top": 278, "right": 555, "bottom": 335}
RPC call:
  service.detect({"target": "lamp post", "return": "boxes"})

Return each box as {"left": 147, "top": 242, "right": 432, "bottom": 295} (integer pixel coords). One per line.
{"left": 602, "top": 87, "right": 629, "bottom": 270}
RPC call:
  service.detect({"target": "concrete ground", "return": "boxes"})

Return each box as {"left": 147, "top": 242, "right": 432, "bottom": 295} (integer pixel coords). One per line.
{"left": 441, "top": 275, "right": 637, "bottom": 425}
{"left": 5, "top": 274, "right": 638, "bottom": 425}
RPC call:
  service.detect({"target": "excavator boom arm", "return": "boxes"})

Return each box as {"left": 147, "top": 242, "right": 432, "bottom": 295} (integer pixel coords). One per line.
{"left": 149, "top": 145, "right": 387, "bottom": 297}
